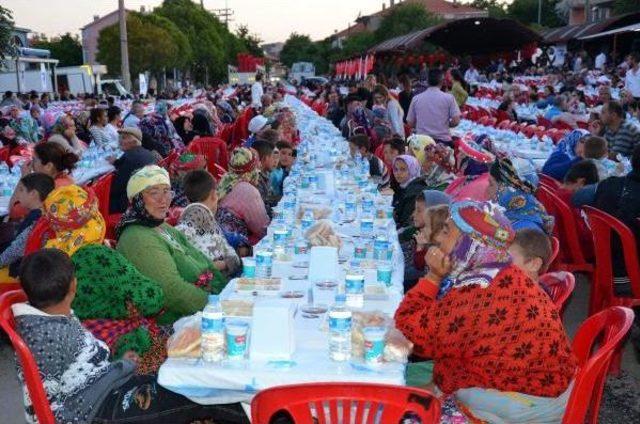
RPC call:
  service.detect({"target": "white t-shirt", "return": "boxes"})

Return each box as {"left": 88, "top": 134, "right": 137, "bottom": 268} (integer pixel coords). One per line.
{"left": 464, "top": 68, "right": 479, "bottom": 84}
{"left": 625, "top": 67, "right": 640, "bottom": 98}
{"left": 595, "top": 53, "right": 607, "bottom": 70}
{"left": 105, "top": 123, "right": 119, "bottom": 147}
{"left": 251, "top": 81, "right": 264, "bottom": 108}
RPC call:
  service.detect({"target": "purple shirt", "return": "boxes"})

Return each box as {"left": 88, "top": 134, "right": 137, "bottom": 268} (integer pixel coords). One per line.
{"left": 407, "top": 87, "right": 460, "bottom": 142}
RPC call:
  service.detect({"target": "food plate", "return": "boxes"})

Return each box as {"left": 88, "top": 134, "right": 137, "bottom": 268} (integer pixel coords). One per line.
{"left": 221, "top": 299, "right": 254, "bottom": 317}
{"left": 234, "top": 277, "right": 282, "bottom": 295}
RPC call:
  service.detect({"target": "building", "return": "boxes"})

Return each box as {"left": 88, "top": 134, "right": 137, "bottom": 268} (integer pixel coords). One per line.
{"left": 329, "top": 0, "right": 487, "bottom": 48}
{"left": 566, "top": 0, "right": 615, "bottom": 26}
{"left": 262, "top": 42, "right": 284, "bottom": 60}
{"left": 80, "top": 9, "right": 129, "bottom": 66}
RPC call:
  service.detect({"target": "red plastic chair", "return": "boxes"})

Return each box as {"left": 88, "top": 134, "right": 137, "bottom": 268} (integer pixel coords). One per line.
{"left": 187, "top": 136, "right": 229, "bottom": 172}
{"left": 497, "top": 120, "right": 512, "bottom": 130}
{"left": 0, "top": 290, "right": 56, "bottom": 424}
{"left": 538, "top": 173, "right": 561, "bottom": 191}
{"left": 540, "top": 271, "right": 575, "bottom": 316}
{"left": 583, "top": 206, "right": 640, "bottom": 315}
{"left": 547, "top": 235, "right": 561, "bottom": 271}
{"left": 158, "top": 150, "right": 179, "bottom": 170}
{"left": 576, "top": 121, "right": 589, "bottom": 130}
{"left": 553, "top": 120, "right": 574, "bottom": 131}
{"left": 85, "top": 174, "right": 120, "bottom": 239}
{"left": 251, "top": 382, "right": 441, "bottom": 424}
{"left": 536, "top": 186, "right": 593, "bottom": 274}
{"left": 23, "top": 218, "right": 54, "bottom": 256}
{"left": 0, "top": 146, "right": 9, "bottom": 164}
{"left": 562, "top": 306, "right": 635, "bottom": 424}
{"left": 537, "top": 116, "right": 553, "bottom": 128}
{"left": 494, "top": 109, "right": 510, "bottom": 124}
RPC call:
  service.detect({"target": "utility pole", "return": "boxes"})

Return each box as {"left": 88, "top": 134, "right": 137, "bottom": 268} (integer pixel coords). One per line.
{"left": 210, "top": 0, "right": 234, "bottom": 28}
{"left": 119, "top": 0, "right": 131, "bottom": 91}
{"left": 537, "top": 0, "right": 542, "bottom": 26}
{"left": 585, "top": 0, "right": 590, "bottom": 24}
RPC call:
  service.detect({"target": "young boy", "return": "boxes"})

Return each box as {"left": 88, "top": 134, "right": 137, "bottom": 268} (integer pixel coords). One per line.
{"left": 270, "top": 140, "right": 295, "bottom": 197}
{"left": 508, "top": 228, "right": 553, "bottom": 283}
{"left": 14, "top": 249, "right": 248, "bottom": 423}
{"left": 348, "top": 134, "right": 389, "bottom": 188}
{"left": 0, "top": 173, "right": 54, "bottom": 278}
{"left": 252, "top": 139, "right": 278, "bottom": 213}
{"left": 177, "top": 169, "right": 241, "bottom": 277}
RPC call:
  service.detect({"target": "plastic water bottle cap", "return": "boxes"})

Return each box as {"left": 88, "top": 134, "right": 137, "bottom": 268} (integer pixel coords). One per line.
{"left": 208, "top": 294, "right": 219, "bottom": 304}
{"left": 335, "top": 294, "right": 346, "bottom": 303}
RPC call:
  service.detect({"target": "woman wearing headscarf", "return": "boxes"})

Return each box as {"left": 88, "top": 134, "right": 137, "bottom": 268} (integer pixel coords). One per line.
{"left": 116, "top": 166, "right": 227, "bottom": 324}
{"left": 542, "top": 129, "right": 589, "bottom": 181}
{"left": 488, "top": 157, "right": 554, "bottom": 234}
{"left": 215, "top": 148, "right": 269, "bottom": 252}
{"left": 392, "top": 155, "right": 428, "bottom": 229}
{"left": 407, "top": 134, "right": 434, "bottom": 166}
{"left": 444, "top": 135, "right": 495, "bottom": 202}
{"left": 373, "top": 84, "right": 405, "bottom": 138}
{"left": 174, "top": 115, "right": 195, "bottom": 145}
{"left": 139, "top": 101, "right": 183, "bottom": 157}
{"left": 169, "top": 153, "right": 207, "bottom": 208}
{"left": 422, "top": 143, "right": 456, "bottom": 190}
{"left": 396, "top": 201, "right": 576, "bottom": 423}
{"left": 47, "top": 114, "right": 86, "bottom": 156}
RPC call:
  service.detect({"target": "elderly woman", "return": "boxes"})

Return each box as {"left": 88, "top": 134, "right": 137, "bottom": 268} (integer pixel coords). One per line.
{"left": 116, "top": 166, "right": 226, "bottom": 324}
{"left": 9, "top": 106, "right": 40, "bottom": 143}
{"left": 392, "top": 155, "right": 428, "bottom": 229}
{"left": 48, "top": 114, "right": 86, "bottom": 156}
{"left": 488, "top": 157, "right": 554, "bottom": 234}
{"left": 396, "top": 201, "right": 576, "bottom": 423}
{"left": 422, "top": 143, "right": 456, "bottom": 191}
{"left": 216, "top": 148, "right": 269, "bottom": 252}
{"left": 169, "top": 153, "right": 207, "bottom": 208}
{"left": 139, "top": 101, "right": 184, "bottom": 157}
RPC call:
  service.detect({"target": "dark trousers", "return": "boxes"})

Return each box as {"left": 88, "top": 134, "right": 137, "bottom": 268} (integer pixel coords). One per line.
{"left": 93, "top": 375, "right": 249, "bottom": 424}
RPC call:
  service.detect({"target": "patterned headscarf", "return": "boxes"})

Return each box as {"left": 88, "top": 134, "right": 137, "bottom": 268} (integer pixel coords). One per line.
{"left": 155, "top": 101, "right": 169, "bottom": 117}
{"left": 490, "top": 158, "right": 553, "bottom": 234}
{"left": 44, "top": 185, "right": 106, "bottom": 256}
{"left": 169, "top": 153, "right": 206, "bottom": 176}
{"left": 393, "top": 155, "right": 421, "bottom": 189}
{"left": 408, "top": 134, "right": 435, "bottom": 165}
{"left": 554, "top": 129, "right": 589, "bottom": 161}
{"left": 437, "top": 201, "right": 514, "bottom": 299}
{"left": 423, "top": 143, "right": 456, "bottom": 189}
{"left": 217, "top": 147, "right": 259, "bottom": 201}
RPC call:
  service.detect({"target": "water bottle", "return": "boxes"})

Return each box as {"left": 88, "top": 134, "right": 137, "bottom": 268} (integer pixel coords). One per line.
{"left": 201, "top": 295, "right": 224, "bottom": 362}
{"left": 345, "top": 270, "right": 365, "bottom": 309}
{"left": 301, "top": 209, "right": 314, "bottom": 232}
{"left": 328, "top": 294, "right": 352, "bottom": 361}
{"left": 345, "top": 193, "right": 357, "bottom": 221}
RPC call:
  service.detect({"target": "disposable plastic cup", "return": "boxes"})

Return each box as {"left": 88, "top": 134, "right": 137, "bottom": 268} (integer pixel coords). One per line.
{"left": 363, "top": 326, "right": 386, "bottom": 364}
{"left": 242, "top": 257, "right": 256, "bottom": 278}
{"left": 225, "top": 321, "right": 249, "bottom": 359}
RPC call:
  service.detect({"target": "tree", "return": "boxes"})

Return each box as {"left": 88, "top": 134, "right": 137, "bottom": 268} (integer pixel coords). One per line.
{"left": 614, "top": 0, "right": 640, "bottom": 15}
{"left": 155, "top": 0, "right": 233, "bottom": 83}
{"left": 97, "top": 12, "right": 181, "bottom": 78}
{"left": 279, "top": 33, "right": 318, "bottom": 68}
{"left": 0, "top": 5, "right": 14, "bottom": 61}
{"left": 236, "top": 24, "right": 264, "bottom": 57}
{"left": 373, "top": 2, "right": 443, "bottom": 42}
{"left": 31, "top": 33, "right": 82, "bottom": 67}
{"left": 334, "top": 31, "right": 376, "bottom": 61}
{"left": 468, "top": 0, "right": 509, "bottom": 18}
{"left": 507, "top": 0, "right": 565, "bottom": 28}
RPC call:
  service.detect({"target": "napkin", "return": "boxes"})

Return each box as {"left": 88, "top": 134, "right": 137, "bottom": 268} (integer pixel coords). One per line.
{"left": 250, "top": 299, "right": 296, "bottom": 361}
{"left": 308, "top": 246, "right": 339, "bottom": 282}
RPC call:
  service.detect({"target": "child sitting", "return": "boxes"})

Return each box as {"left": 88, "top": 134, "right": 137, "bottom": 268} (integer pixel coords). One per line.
{"left": 0, "top": 173, "right": 54, "bottom": 279}
{"left": 270, "top": 140, "right": 295, "bottom": 198}
{"left": 13, "top": 249, "right": 248, "bottom": 424}
{"left": 176, "top": 169, "right": 241, "bottom": 277}
{"left": 349, "top": 134, "right": 390, "bottom": 188}
{"left": 508, "top": 228, "right": 553, "bottom": 283}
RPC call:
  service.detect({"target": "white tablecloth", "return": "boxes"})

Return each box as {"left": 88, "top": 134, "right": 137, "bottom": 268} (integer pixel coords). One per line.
{"left": 158, "top": 97, "right": 407, "bottom": 405}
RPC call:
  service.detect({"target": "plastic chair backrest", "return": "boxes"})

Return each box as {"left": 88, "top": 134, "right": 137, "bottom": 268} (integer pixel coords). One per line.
{"left": 537, "top": 116, "right": 553, "bottom": 128}
{"left": 0, "top": 290, "right": 55, "bottom": 424}
{"left": 583, "top": 206, "right": 640, "bottom": 313}
{"left": 494, "top": 109, "right": 510, "bottom": 124}
{"left": 536, "top": 185, "right": 591, "bottom": 271}
{"left": 540, "top": 271, "right": 575, "bottom": 313}
{"left": 87, "top": 173, "right": 113, "bottom": 220}
{"left": 538, "top": 173, "right": 561, "bottom": 191}
{"left": 563, "top": 306, "right": 634, "bottom": 424}
{"left": 23, "top": 218, "right": 54, "bottom": 256}
{"left": 548, "top": 235, "right": 560, "bottom": 270}
{"left": 497, "top": 119, "right": 512, "bottom": 130}
{"left": 251, "top": 382, "right": 441, "bottom": 424}
{"left": 158, "top": 150, "right": 179, "bottom": 170}
{"left": 0, "top": 146, "right": 9, "bottom": 164}
{"left": 187, "top": 137, "right": 229, "bottom": 172}
{"left": 553, "top": 120, "right": 574, "bottom": 131}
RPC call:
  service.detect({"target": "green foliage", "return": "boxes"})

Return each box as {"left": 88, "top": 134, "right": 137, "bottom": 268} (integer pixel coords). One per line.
{"left": 280, "top": 33, "right": 320, "bottom": 68}
{"left": 97, "top": 12, "right": 182, "bottom": 77}
{"left": 140, "top": 13, "right": 192, "bottom": 69}
{"left": 614, "top": 0, "right": 640, "bottom": 15}
{"left": 467, "top": 0, "right": 508, "bottom": 18}
{"left": 31, "top": 33, "right": 83, "bottom": 67}
{"left": 373, "top": 3, "right": 443, "bottom": 42}
{"left": 507, "top": 0, "right": 565, "bottom": 28}
{"left": 0, "top": 5, "right": 14, "bottom": 60}
{"left": 237, "top": 25, "right": 264, "bottom": 57}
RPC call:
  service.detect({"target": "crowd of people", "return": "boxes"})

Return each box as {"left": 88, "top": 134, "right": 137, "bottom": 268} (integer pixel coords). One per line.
{"left": 0, "top": 46, "right": 639, "bottom": 423}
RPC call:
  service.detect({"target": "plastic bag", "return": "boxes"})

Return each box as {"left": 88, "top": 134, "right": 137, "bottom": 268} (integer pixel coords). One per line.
{"left": 167, "top": 313, "right": 201, "bottom": 358}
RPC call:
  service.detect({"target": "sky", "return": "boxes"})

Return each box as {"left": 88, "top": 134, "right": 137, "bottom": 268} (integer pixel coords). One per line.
{"left": 2, "top": 0, "right": 427, "bottom": 44}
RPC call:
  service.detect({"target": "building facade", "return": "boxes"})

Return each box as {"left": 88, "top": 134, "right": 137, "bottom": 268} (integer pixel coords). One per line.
{"left": 81, "top": 9, "right": 126, "bottom": 65}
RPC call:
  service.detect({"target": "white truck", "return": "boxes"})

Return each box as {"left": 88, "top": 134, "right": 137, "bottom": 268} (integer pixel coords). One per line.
{"left": 289, "top": 62, "right": 315, "bottom": 84}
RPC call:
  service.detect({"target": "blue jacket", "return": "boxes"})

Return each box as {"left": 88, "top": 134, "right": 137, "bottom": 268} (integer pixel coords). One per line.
{"left": 541, "top": 150, "right": 581, "bottom": 181}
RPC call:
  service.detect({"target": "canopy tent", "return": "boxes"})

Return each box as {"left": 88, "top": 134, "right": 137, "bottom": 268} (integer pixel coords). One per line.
{"left": 578, "top": 22, "right": 640, "bottom": 41}
{"left": 368, "top": 17, "right": 541, "bottom": 56}
{"left": 540, "top": 12, "right": 640, "bottom": 45}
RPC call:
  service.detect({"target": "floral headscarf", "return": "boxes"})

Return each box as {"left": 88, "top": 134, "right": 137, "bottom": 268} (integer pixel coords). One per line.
{"left": 423, "top": 143, "right": 456, "bottom": 189}
{"left": 169, "top": 153, "right": 206, "bottom": 176}
{"left": 393, "top": 155, "right": 421, "bottom": 189}
{"left": 408, "top": 134, "right": 435, "bottom": 165}
{"left": 437, "top": 201, "right": 514, "bottom": 299}
{"left": 490, "top": 158, "right": 554, "bottom": 234}
{"left": 554, "top": 129, "right": 589, "bottom": 161}
{"left": 44, "top": 185, "right": 106, "bottom": 256}
{"left": 217, "top": 147, "right": 259, "bottom": 201}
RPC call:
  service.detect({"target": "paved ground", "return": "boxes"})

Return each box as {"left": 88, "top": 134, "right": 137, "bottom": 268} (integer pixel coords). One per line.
{"left": 0, "top": 275, "right": 638, "bottom": 423}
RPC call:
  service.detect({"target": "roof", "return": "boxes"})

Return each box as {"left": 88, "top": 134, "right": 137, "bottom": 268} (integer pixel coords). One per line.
{"left": 578, "top": 21, "right": 640, "bottom": 40}
{"left": 331, "top": 22, "right": 367, "bottom": 39}
{"left": 80, "top": 9, "right": 129, "bottom": 30}
{"left": 360, "top": 0, "right": 486, "bottom": 21}
{"left": 369, "top": 17, "right": 540, "bottom": 55}
{"left": 540, "top": 11, "right": 640, "bottom": 44}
